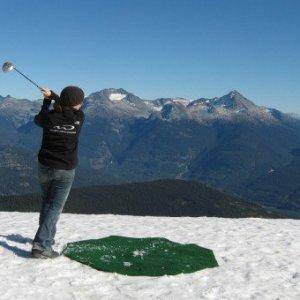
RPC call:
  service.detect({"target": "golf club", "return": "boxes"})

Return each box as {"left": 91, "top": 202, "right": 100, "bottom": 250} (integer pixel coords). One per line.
{"left": 2, "top": 61, "right": 44, "bottom": 91}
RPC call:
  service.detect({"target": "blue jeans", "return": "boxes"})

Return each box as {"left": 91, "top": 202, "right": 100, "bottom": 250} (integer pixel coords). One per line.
{"left": 33, "top": 162, "right": 75, "bottom": 250}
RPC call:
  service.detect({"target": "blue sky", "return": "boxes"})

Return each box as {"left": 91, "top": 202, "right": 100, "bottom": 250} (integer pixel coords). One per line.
{"left": 0, "top": 0, "right": 299, "bottom": 113}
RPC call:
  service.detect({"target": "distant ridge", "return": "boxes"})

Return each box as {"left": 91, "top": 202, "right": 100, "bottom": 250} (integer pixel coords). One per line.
{"left": 0, "top": 179, "right": 285, "bottom": 218}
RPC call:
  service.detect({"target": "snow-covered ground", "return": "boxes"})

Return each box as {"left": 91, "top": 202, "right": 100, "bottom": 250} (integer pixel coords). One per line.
{"left": 0, "top": 212, "right": 299, "bottom": 300}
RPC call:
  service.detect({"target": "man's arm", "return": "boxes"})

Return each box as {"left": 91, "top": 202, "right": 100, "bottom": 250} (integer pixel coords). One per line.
{"left": 34, "top": 89, "right": 59, "bottom": 128}
{"left": 49, "top": 91, "right": 60, "bottom": 103}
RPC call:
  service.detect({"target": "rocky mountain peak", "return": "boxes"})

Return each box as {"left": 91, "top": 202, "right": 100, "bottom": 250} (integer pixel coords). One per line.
{"left": 160, "top": 102, "right": 189, "bottom": 120}
{"left": 0, "top": 95, "right": 14, "bottom": 101}
{"left": 213, "top": 90, "right": 257, "bottom": 110}
{"left": 228, "top": 90, "right": 242, "bottom": 98}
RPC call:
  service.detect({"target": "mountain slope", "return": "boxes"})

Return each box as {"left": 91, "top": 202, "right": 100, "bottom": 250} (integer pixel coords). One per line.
{"left": 0, "top": 179, "right": 285, "bottom": 218}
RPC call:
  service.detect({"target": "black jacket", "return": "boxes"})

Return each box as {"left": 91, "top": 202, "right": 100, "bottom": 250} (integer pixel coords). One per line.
{"left": 34, "top": 92, "right": 85, "bottom": 170}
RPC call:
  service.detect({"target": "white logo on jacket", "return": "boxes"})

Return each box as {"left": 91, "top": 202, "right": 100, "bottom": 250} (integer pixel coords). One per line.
{"left": 53, "top": 125, "right": 75, "bottom": 131}
{"left": 50, "top": 124, "right": 76, "bottom": 134}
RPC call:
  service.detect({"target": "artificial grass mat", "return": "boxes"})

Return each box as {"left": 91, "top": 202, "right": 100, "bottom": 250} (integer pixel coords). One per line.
{"left": 63, "top": 235, "right": 218, "bottom": 276}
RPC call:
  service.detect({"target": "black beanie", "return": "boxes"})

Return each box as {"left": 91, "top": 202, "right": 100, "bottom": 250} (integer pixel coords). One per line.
{"left": 59, "top": 86, "right": 84, "bottom": 107}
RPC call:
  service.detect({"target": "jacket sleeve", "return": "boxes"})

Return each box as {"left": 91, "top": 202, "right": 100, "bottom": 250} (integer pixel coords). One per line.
{"left": 34, "top": 91, "right": 59, "bottom": 128}
{"left": 49, "top": 91, "right": 60, "bottom": 103}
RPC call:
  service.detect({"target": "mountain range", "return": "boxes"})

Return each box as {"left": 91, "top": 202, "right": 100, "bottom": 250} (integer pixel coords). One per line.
{"left": 0, "top": 88, "right": 299, "bottom": 212}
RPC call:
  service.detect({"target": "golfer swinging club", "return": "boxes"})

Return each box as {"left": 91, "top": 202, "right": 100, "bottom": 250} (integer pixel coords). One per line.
{"left": 31, "top": 86, "right": 85, "bottom": 258}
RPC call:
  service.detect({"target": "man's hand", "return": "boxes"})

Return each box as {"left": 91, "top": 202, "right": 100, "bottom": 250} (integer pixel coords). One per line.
{"left": 40, "top": 87, "right": 52, "bottom": 99}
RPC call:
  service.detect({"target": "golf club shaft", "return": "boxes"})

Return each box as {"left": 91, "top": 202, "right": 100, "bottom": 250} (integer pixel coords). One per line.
{"left": 13, "top": 67, "right": 43, "bottom": 90}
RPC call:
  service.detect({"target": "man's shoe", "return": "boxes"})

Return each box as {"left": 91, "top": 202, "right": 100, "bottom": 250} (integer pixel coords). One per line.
{"left": 31, "top": 248, "right": 60, "bottom": 259}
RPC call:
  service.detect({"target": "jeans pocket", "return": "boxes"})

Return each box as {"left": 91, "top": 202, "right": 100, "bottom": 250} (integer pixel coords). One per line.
{"left": 38, "top": 164, "right": 51, "bottom": 183}
{"left": 54, "top": 168, "right": 75, "bottom": 182}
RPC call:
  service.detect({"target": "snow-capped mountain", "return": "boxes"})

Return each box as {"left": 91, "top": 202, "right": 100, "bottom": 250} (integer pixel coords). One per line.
{"left": 0, "top": 89, "right": 294, "bottom": 127}
{"left": 0, "top": 89, "right": 299, "bottom": 214}
{"left": 81, "top": 88, "right": 291, "bottom": 124}
{"left": 83, "top": 88, "right": 152, "bottom": 119}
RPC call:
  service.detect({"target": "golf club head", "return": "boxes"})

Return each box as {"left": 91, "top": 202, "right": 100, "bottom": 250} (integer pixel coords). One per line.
{"left": 2, "top": 61, "right": 14, "bottom": 73}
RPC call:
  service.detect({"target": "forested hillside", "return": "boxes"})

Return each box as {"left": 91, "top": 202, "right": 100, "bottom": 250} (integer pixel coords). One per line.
{"left": 0, "top": 179, "right": 284, "bottom": 218}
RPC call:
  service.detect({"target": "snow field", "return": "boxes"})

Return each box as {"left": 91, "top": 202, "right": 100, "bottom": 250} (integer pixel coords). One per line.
{"left": 0, "top": 212, "right": 299, "bottom": 300}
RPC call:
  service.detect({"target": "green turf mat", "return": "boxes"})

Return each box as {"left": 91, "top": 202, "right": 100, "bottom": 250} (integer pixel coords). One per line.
{"left": 63, "top": 236, "right": 218, "bottom": 276}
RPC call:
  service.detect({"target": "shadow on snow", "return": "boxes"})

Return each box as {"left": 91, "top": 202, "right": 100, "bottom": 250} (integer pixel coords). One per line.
{"left": 0, "top": 234, "right": 33, "bottom": 258}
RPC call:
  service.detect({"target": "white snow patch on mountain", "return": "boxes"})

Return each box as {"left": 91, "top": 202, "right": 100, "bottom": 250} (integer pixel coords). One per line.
{"left": 144, "top": 101, "right": 164, "bottom": 111}
{"left": 109, "top": 93, "right": 127, "bottom": 101}
{"left": 173, "top": 98, "right": 190, "bottom": 106}
{"left": 0, "top": 212, "right": 299, "bottom": 299}
{"left": 152, "top": 106, "right": 163, "bottom": 111}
